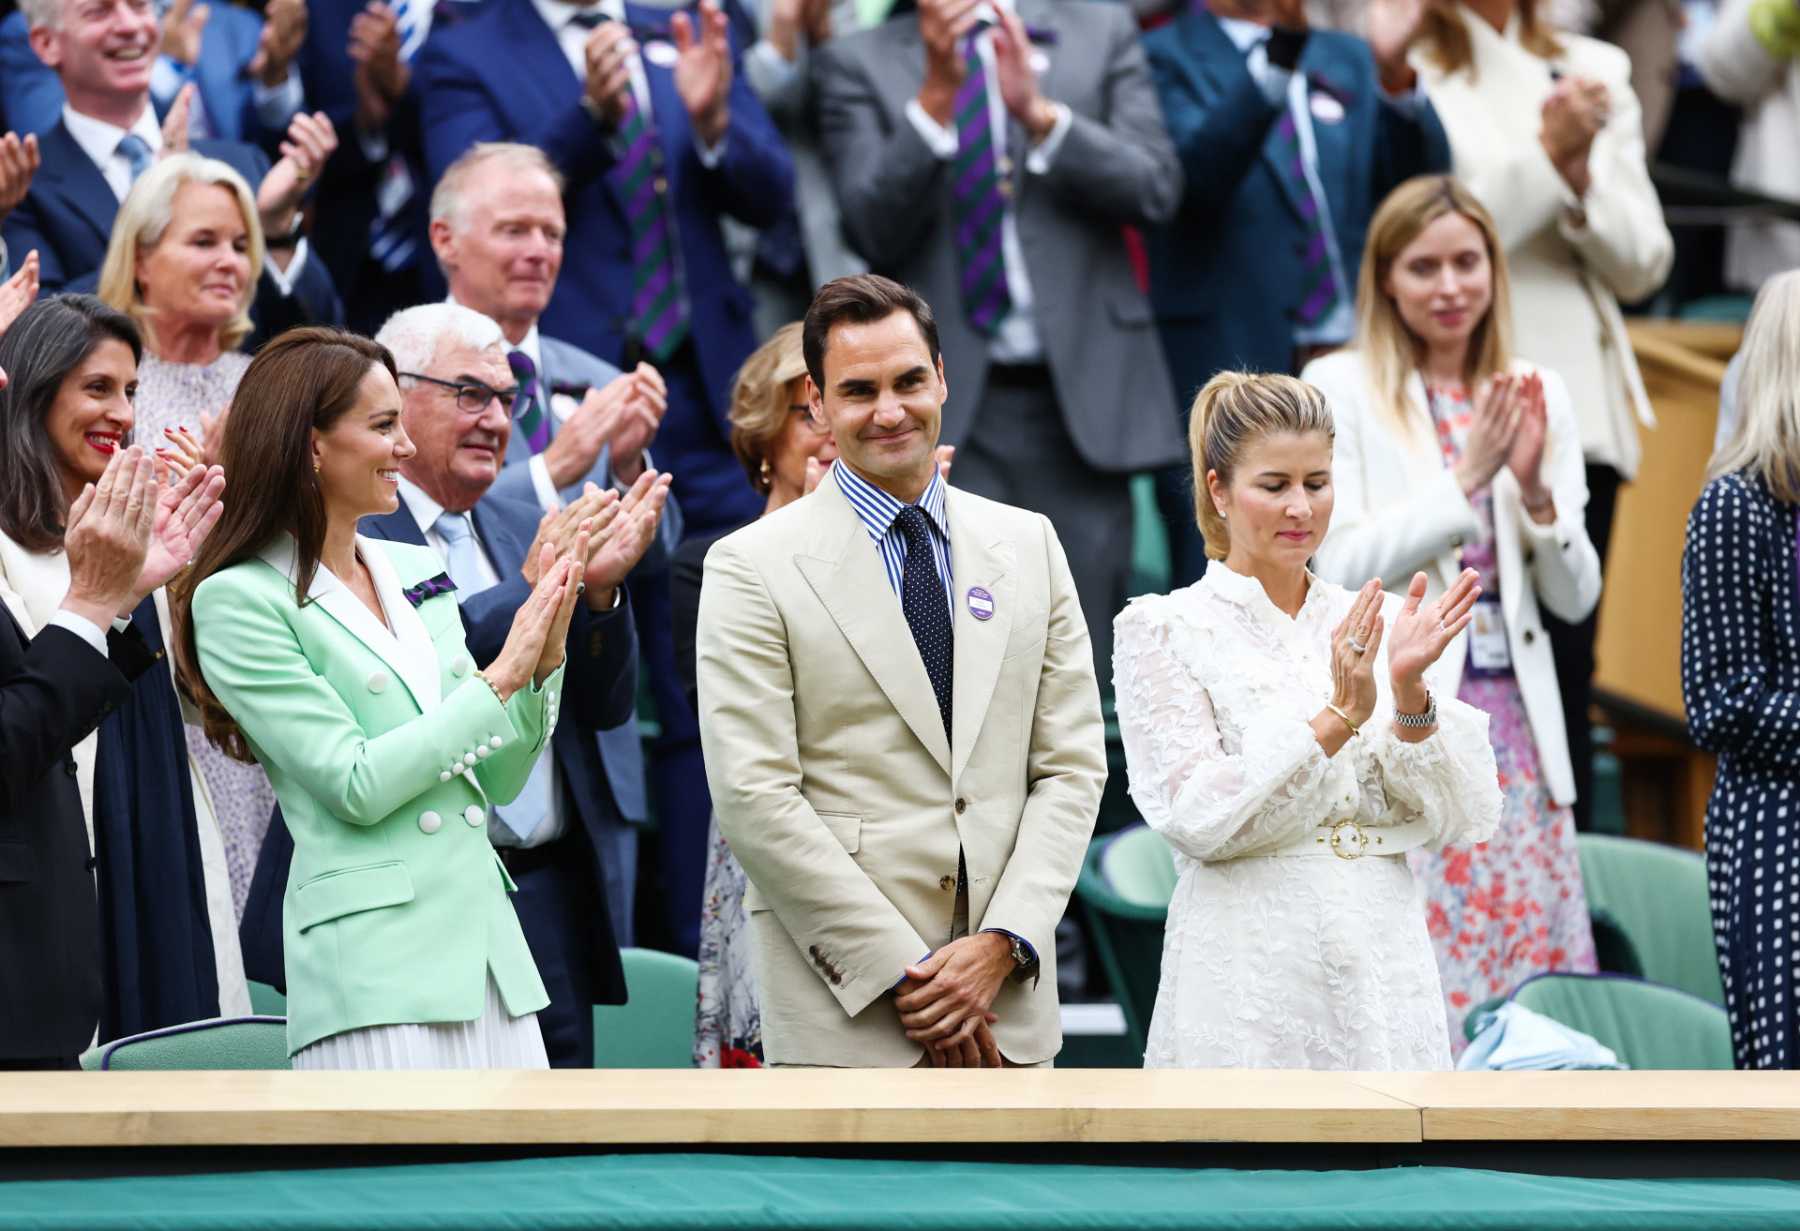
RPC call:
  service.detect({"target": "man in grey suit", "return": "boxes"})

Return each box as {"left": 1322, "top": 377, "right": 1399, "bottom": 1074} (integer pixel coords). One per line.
{"left": 429, "top": 140, "right": 685, "bottom": 946}
{"left": 815, "top": 0, "right": 1186, "bottom": 677}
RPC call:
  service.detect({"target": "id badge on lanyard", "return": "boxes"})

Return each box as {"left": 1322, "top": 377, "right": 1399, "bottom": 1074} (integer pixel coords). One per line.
{"left": 1465, "top": 595, "right": 1512, "bottom": 677}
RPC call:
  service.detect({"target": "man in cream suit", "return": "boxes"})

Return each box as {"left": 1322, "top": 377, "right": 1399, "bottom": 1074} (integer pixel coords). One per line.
{"left": 696, "top": 275, "right": 1105, "bottom": 1068}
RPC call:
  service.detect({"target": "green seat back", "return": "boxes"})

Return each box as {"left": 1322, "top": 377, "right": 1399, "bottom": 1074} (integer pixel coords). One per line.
{"left": 1100, "top": 824, "right": 1177, "bottom": 909}
{"left": 1075, "top": 828, "right": 1171, "bottom": 1058}
{"left": 1577, "top": 834, "right": 1724, "bottom": 1006}
{"left": 83, "top": 1016, "right": 290, "bottom": 1071}
{"left": 1677, "top": 294, "right": 1754, "bottom": 324}
{"left": 593, "top": 947, "right": 700, "bottom": 1068}
{"left": 247, "top": 980, "right": 288, "bottom": 1016}
{"left": 1128, "top": 473, "right": 1171, "bottom": 598}
{"left": 1510, "top": 973, "right": 1735, "bottom": 1070}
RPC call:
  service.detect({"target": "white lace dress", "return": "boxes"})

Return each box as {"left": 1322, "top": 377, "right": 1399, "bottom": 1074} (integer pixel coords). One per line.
{"left": 1113, "top": 567, "right": 1503, "bottom": 1070}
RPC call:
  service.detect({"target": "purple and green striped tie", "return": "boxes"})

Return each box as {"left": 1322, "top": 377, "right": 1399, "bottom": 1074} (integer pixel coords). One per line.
{"left": 950, "top": 33, "right": 1013, "bottom": 337}
{"left": 508, "top": 349, "right": 551, "bottom": 454}
{"left": 608, "top": 92, "right": 691, "bottom": 361}
{"left": 1275, "top": 107, "right": 1344, "bottom": 328}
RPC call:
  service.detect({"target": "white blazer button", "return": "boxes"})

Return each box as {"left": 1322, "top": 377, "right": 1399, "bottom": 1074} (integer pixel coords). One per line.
{"left": 490, "top": 736, "right": 504, "bottom": 749}
{"left": 367, "top": 671, "right": 389, "bottom": 694}
{"left": 476, "top": 745, "right": 491, "bottom": 759}
{"left": 418, "top": 810, "right": 442, "bottom": 834}
{"left": 451, "top": 656, "right": 471, "bottom": 678}
{"left": 464, "top": 805, "right": 485, "bottom": 827}
{"left": 438, "top": 770, "right": 452, "bottom": 783}
{"left": 462, "top": 752, "right": 478, "bottom": 767}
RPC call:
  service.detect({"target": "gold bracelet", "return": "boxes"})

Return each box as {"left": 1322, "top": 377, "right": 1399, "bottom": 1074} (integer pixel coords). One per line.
{"left": 473, "top": 670, "right": 506, "bottom": 706}
{"left": 1324, "top": 702, "right": 1360, "bottom": 735}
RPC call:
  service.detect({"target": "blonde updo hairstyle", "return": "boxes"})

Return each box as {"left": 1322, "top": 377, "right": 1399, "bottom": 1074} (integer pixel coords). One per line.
{"left": 727, "top": 322, "right": 809, "bottom": 494}
{"left": 1189, "top": 371, "right": 1335, "bottom": 562}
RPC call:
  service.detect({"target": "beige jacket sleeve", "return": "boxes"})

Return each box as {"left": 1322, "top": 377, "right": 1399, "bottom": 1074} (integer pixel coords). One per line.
{"left": 696, "top": 535, "right": 929, "bottom": 1019}
{"left": 976, "top": 518, "right": 1107, "bottom": 963}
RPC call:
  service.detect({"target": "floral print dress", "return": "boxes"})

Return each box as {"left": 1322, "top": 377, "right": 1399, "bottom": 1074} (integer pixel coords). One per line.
{"left": 1409, "top": 384, "right": 1598, "bottom": 1050}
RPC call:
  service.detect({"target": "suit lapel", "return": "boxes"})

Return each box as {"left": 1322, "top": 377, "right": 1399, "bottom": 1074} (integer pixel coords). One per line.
{"left": 794, "top": 473, "right": 952, "bottom": 774}
{"left": 256, "top": 535, "right": 439, "bottom": 713}
{"left": 946, "top": 491, "right": 1014, "bottom": 781}
{"left": 38, "top": 123, "right": 119, "bottom": 253}
{"left": 471, "top": 501, "right": 530, "bottom": 579}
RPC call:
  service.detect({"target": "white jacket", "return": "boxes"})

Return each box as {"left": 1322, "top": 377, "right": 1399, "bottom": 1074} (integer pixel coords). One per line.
{"left": 1302, "top": 348, "right": 1603, "bottom": 806}
{"left": 1698, "top": 0, "right": 1800, "bottom": 291}
{"left": 1413, "top": 7, "right": 1673, "bottom": 477}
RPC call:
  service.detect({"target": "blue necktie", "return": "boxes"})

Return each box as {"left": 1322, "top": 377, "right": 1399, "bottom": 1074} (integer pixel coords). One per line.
{"left": 116, "top": 133, "right": 152, "bottom": 183}
{"left": 896, "top": 506, "right": 953, "bottom": 741}
{"left": 435, "top": 511, "right": 552, "bottom": 845}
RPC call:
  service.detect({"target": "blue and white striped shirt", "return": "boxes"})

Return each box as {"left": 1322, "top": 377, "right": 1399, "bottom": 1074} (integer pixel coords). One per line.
{"left": 835, "top": 462, "right": 955, "bottom": 625}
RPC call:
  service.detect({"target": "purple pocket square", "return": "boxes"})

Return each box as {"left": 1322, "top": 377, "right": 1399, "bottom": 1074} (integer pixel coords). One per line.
{"left": 403, "top": 572, "right": 457, "bottom": 608}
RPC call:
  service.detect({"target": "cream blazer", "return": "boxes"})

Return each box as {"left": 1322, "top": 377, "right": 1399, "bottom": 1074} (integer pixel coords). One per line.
{"left": 696, "top": 469, "right": 1107, "bottom": 1067}
{"left": 1303, "top": 349, "right": 1602, "bottom": 806}
{"left": 1698, "top": 0, "right": 1800, "bottom": 291}
{"left": 1413, "top": 7, "right": 1673, "bottom": 478}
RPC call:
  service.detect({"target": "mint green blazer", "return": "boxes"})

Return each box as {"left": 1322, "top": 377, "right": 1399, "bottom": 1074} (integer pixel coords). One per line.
{"left": 191, "top": 534, "right": 563, "bottom": 1056}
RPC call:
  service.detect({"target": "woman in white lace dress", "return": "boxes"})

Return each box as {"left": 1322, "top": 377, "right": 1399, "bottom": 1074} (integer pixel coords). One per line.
{"left": 1114, "top": 372, "right": 1502, "bottom": 1070}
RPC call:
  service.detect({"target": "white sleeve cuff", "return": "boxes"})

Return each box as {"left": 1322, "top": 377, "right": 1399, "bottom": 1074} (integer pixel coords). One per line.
{"left": 695, "top": 133, "right": 728, "bottom": 168}
{"left": 904, "top": 98, "right": 960, "bottom": 160}
{"left": 261, "top": 238, "right": 310, "bottom": 295}
{"left": 746, "top": 38, "right": 801, "bottom": 97}
{"left": 47, "top": 609, "right": 112, "bottom": 658}
{"left": 151, "top": 56, "right": 188, "bottom": 109}
{"left": 1246, "top": 42, "right": 1293, "bottom": 107}
{"left": 1025, "top": 102, "right": 1073, "bottom": 175}
{"left": 529, "top": 452, "right": 562, "bottom": 513}
{"left": 252, "top": 67, "right": 304, "bottom": 127}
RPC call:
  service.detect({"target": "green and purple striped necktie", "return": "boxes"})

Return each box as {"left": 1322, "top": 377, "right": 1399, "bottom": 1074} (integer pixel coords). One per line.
{"left": 1274, "top": 104, "right": 1343, "bottom": 328}
{"left": 951, "top": 30, "right": 1013, "bottom": 337}
{"left": 508, "top": 349, "right": 551, "bottom": 454}
{"left": 608, "top": 90, "right": 691, "bottom": 360}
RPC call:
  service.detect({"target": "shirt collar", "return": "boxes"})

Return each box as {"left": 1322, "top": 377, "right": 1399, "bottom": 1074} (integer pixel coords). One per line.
{"left": 445, "top": 293, "right": 539, "bottom": 369}
{"left": 534, "top": 0, "right": 622, "bottom": 32}
{"left": 834, "top": 462, "right": 949, "bottom": 544}
{"left": 62, "top": 101, "right": 160, "bottom": 172}
{"left": 1202, "top": 562, "right": 1327, "bottom": 623}
{"left": 397, "top": 475, "right": 456, "bottom": 541}
{"left": 1216, "top": 15, "right": 1271, "bottom": 52}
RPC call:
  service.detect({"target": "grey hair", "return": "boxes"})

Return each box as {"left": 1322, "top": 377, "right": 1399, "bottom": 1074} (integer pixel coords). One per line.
{"left": 428, "top": 142, "right": 566, "bottom": 232}
{"left": 1189, "top": 371, "right": 1335, "bottom": 562}
{"left": 1710, "top": 269, "right": 1800, "bottom": 504}
{"left": 374, "top": 303, "right": 507, "bottom": 382}
{"left": 98, "top": 151, "right": 265, "bottom": 352}
{"left": 20, "top": 0, "right": 62, "bottom": 31}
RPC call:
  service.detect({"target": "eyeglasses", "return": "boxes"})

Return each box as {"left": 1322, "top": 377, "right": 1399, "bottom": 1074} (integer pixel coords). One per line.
{"left": 402, "top": 373, "right": 523, "bottom": 415}
{"left": 789, "top": 403, "right": 829, "bottom": 435}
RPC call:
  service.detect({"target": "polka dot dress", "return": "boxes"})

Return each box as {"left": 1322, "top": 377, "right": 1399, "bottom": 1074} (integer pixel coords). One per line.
{"left": 1681, "top": 472, "right": 1800, "bottom": 1070}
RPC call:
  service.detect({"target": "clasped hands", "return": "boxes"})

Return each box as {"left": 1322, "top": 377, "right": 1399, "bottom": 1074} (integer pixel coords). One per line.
{"left": 894, "top": 930, "right": 1016, "bottom": 1068}
{"left": 1455, "top": 371, "right": 1554, "bottom": 520}
{"left": 1317, "top": 571, "right": 1480, "bottom": 748}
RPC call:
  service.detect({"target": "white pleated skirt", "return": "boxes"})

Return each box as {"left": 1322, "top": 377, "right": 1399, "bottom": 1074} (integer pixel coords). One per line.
{"left": 290, "top": 974, "right": 549, "bottom": 1070}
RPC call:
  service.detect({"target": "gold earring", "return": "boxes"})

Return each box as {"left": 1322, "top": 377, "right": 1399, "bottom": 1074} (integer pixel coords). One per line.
{"left": 759, "top": 457, "right": 771, "bottom": 489}
{"left": 314, "top": 462, "right": 322, "bottom": 475}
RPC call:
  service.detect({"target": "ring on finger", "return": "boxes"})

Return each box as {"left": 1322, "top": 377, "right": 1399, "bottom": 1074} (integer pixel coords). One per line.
{"left": 1347, "top": 636, "right": 1368, "bottom": 655}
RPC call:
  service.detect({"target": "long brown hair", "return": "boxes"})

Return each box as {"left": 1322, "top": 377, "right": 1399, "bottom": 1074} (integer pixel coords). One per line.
{"left": 172, "top": 327, "right": 397, "bottom": 762}
{"left": 1418, "top": 0, "right": 1563, "bottom": 77}
{"left": 1354, "top": 176, "right": 1513, "bottom": 442}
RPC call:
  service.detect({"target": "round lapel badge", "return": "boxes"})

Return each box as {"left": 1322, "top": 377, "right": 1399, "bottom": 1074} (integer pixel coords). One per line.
{"left": 1029, "top": 48, "right": 1051, "bottom": 75}
{"left": 966, "top": 586, "right": 995, "bottom": 621}
{"left": 1309, "top": 92, "right": 1346, "bottom": 125}
{"left": 644, "top": 39, "right": 679, "bottom": 67}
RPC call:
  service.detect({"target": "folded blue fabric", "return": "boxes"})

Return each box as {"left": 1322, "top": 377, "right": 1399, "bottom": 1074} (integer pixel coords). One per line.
{"left": 1458, "top": 1002, "right": 1626, "bottom": 1071}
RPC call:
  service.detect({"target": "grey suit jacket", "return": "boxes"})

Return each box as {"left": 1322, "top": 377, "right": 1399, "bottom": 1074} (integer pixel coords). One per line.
{"left": 814, "top": 0, "right": 1187, "bottom": 473}
{"left": 491, "top": 330, "right": 685, "bottom": 825}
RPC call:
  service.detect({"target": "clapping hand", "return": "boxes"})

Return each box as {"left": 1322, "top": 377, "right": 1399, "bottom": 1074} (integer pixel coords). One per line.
{"left": 60, "top": 447, "right": 159, "bottom": 630}
{"left": 1365, "top": 0, "right": 1426, "bottom": 87}
{"left": 1326, "top": 579, "right": 1383, "bottom": 734}
{"left": 672, "top": 0, "right": 733, "bottom": 147}
{"left": 1503, "top": 372, "right": 1553, "bottom": 516}
{"left": 582, "top": 469, "right": 672, "bottom": 606}
{"left": 349, "top": 2, "right": 411, "bottom": 132}
{"left": 606, "top": 363, "right": 670, "bottom": 483}
{"left": 257, "top": 111, "right": 338, "bottom": 232}
{"left": 583, "top": 19, "right": 636, "bottom": 127}
{"left": 520, "top": 483, "right": 621, "bottom": 584}
{"left": 1454, "top": 373, "right": 1525, "bottom": 498}
{"left": 990, "top": 7, "right": 1057, "bottom": 142}
{"left": 160, "top": 84, "right": 197, "bottom": 157}
{"left": 133, "top": 462, "right": 227, "bottom": 607}
{"left": 1386, "top": 569, "right": 1479, "bottom": 707}
{"left": 487, "top": 546, "right": 584, "bottom": 700}
{"left": 0, "top": 248, "right": 39, "bottom": 340}
{"left": 249, "top": 0, "right": 309, "bottom": 87}
{"left": 0, "top": 132, "right": 39, "bottom": 226}
{"left": 156, "top": 424, "right": 205, "bottom": 481}
{"left": 161, "top": 0, "right": 210, "bottom": 67}
{"left": 916, "top": 0, "right": 982, "bottom": 122}
{"left": 1539, "top": 76, "right": 1608, "bottom": 196}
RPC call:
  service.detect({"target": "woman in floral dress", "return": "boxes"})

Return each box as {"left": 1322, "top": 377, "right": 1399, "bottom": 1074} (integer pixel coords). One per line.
{"left": 1305, "top": 176, "right": 1601, "bottom": 1046}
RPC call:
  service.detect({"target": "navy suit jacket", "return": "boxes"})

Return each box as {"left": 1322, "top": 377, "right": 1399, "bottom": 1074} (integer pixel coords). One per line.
{"left": 1143, "top": 11, "right": 1450, "bottom": 398}
{"left": 241, "top": 493, "right": 637, "bottom": 1003}
{"left": 2, "top": 7, "right": 284, "bottom": 146}
{"left": 415, "top": 0, "right": 794, "bottom": 426}
{"left": 0, "top": 119, "right": 343, "bottom": 347}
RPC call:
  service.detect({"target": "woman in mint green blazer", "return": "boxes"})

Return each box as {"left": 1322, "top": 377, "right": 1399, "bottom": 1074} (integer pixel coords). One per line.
{"left": 173, "top": 328, "right": 588, "bottom": 1068}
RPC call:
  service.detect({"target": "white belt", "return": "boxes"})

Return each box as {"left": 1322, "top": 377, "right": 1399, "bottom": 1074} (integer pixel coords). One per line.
{"left": 1269, "top": 816, "right": 1434, "bottom": 861}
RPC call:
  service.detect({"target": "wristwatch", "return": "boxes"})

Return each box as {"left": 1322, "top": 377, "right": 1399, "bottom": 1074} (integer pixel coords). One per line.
{"left": 1006, "top": 933, "right": 1039, "bottom": 984}
{"left": 1394, "top": 689, "right": 1437, "bottom": 730}
{"left": 266, "top": 212, "right": 304, "bottom": 250}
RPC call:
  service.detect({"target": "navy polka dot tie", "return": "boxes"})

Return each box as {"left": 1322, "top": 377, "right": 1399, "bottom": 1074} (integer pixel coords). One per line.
{"left": 896, "top": 506, "right": 953, "bottom": 741}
